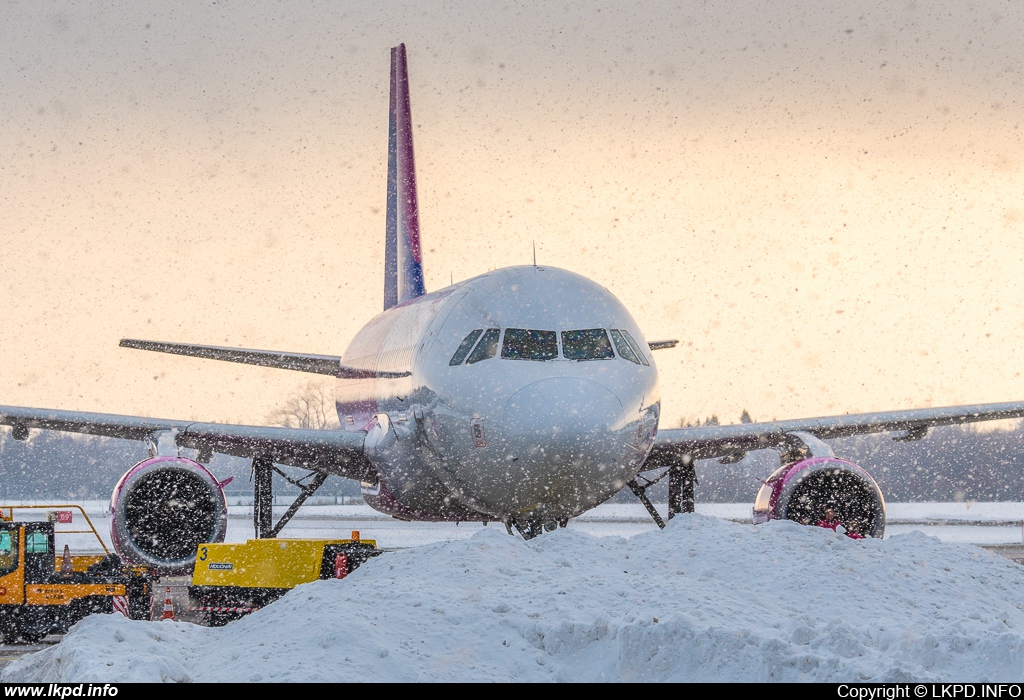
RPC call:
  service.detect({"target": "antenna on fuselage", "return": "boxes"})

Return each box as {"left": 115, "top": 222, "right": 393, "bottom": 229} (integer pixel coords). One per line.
{"left": 532, "top": 241, "right": 537, "bottom": 267}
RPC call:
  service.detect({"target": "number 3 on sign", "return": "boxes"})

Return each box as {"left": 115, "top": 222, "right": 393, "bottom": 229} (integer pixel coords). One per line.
{"left": 199, "top": 546, "right": 208, "bottom": 561}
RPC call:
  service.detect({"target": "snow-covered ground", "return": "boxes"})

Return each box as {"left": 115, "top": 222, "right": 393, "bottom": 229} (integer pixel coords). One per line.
{"left": 5, "top": 513, "right": 1024, "bottom": 682}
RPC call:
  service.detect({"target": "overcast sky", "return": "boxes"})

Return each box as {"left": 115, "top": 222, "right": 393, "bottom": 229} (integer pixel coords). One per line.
{"left": 1, "top": 0, "right": 1022, "bottom": 428}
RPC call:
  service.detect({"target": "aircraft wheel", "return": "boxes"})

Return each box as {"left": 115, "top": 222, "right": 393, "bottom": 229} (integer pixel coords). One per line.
{"left": 512, "top": 519, "right": 543, "bottom": 539}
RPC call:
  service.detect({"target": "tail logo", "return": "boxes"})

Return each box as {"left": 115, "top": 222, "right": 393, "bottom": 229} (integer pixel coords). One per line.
{"left": 384, "top": 43, "right": 426, "bottom": 310}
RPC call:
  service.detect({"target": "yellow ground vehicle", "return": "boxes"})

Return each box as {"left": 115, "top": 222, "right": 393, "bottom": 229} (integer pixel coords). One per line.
{"left": 0, "top": 505, "right": 153, "bottom": 643}
{"left": 188, "top": 532, "right": 381, "bottom": 626}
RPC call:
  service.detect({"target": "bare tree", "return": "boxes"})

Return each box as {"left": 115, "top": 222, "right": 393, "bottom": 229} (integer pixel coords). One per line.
{"left": 676, "top": 412, "right": 756, "bottom": 428}
{"left": 267, "top": 380, "right": 340, "bottom": 430}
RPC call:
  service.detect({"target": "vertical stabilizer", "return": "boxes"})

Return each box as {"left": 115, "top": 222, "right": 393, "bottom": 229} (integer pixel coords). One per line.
{"left": 384, "top": 44, "right": 426, "bottom": 310}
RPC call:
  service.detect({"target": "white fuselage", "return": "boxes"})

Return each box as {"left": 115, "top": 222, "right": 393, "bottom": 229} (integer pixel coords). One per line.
{"left": 336, "top": 265, "right": 661, "bottom": 527}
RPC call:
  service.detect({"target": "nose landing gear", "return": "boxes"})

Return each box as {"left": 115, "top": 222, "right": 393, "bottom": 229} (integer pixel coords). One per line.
{"left": 507, "top": 517, "right": 569, "bottom": 540}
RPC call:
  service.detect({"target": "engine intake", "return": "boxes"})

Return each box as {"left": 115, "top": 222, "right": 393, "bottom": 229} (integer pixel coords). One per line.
{"left": 752, "top": 456, "right": 886, "bottom": 538}
{"left": 110, "top": 456, "right": 228, "bottom": 574}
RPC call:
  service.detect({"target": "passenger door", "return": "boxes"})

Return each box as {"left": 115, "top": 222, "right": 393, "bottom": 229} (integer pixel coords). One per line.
{"left": 23, "top": 523, "right": 55, "bottom": 584}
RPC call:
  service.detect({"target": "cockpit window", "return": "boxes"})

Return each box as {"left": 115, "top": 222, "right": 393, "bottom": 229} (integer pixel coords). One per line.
{"left": 501, "top": 329, "right": 558, "bottom": 361}
{"left": 621, "top": 330, "right": 650, "bottom": 366}
{"left": 449, "top": 330, "right": 483, "bottom": 366}
{"left": 610, "top": 329, "right": 641, "bottom": 364}
{"left": 561, "top": 329, "right": 614, "bottom": 361}
{"left": 466, "top": 328, "right": 501, "bottom": 364}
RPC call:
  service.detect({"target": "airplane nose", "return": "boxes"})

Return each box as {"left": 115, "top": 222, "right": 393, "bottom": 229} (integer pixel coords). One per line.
{"left": 504, "top": 377, "right": 622, "bottom": 441}
{"left": 495, "top": 377, "right": 630, "bottom": 513}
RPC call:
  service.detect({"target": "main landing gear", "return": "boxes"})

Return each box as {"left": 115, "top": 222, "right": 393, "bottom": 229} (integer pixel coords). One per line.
{"left": 628, "top": 455, "right": 697, "bottom": 529}
{"left": 251, "top": 456, "right": 329, "bottom": 538}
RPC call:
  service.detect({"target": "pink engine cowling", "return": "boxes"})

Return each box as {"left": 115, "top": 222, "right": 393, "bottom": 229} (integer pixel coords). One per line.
{"left": 752, "top": 456, "right": 886, "bottom": 538}
{"left": 109, "top": 456, "right": 229, "bottom": 574}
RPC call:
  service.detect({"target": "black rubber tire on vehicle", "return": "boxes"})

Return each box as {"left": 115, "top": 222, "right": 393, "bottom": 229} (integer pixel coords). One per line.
{"left": 207, "top": 611, "right": 245, "bottom": 627}
{"left": 0, "top": 620, "right": 17, "bottom": 645}
{"left": 16, "top": 609, "right": 52, "bottom": 644}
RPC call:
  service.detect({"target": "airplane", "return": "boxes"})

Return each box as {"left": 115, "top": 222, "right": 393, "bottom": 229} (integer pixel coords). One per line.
{"left": 3, "top": 43, "right": 1024, "bottom": 574}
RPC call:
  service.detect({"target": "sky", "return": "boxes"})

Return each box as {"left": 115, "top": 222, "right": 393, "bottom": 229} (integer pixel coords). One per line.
{"left": 2, "top": 0, "right": 1023, "bottom": 429}
{"left": 6, "top": 515, "right": 1024, "bottom": 681}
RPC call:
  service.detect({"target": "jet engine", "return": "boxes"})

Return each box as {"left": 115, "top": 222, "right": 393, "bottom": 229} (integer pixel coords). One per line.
{"left": 109, "top": 456, "right": 229, "bottom": 574}
{"left": 752, "top": 456, "right": 886, "bottom": 538}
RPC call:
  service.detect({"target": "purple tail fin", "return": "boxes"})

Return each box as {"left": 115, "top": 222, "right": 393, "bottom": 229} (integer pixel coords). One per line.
{"left": 384, "top": 44, "right": 426, "bottom": 310}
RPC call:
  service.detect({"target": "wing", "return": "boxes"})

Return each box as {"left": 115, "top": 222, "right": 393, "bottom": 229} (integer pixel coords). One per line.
{"left": 0, "top": 405, "right": 374, "bottom": 481}
{"left": 648, "top": 400, "right": 1024, "bottom": 465}
{"left": 118, "top": 339, "right": 411, "bottom": 379}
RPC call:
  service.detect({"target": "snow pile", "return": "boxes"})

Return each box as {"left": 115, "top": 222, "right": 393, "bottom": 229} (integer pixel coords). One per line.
{"left": 5, "top": 515, "right": 1024, "bottom": 682}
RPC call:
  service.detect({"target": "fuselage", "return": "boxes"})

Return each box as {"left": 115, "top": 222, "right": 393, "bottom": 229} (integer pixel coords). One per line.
{"left": 335, "top": 265, "right": 661, "bottom": 527}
